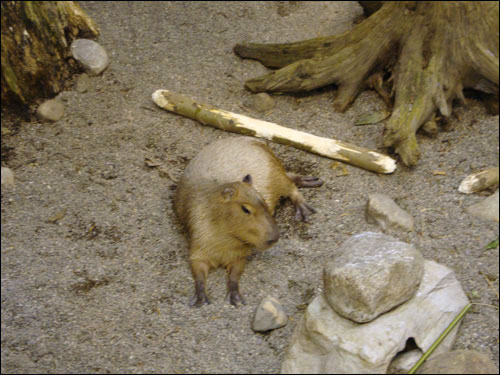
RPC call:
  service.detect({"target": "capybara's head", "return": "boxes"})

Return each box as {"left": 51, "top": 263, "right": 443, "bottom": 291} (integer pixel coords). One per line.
{"left": 216, "top": 174, "right": 279, "bottom": 250}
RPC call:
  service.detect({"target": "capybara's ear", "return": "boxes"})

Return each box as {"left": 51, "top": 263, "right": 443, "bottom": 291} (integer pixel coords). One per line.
{"left": 222, "top": 186, "right": 236, "bottom": 201}
{"left": 243, "top": 174, "right": 253, "bottom": 185}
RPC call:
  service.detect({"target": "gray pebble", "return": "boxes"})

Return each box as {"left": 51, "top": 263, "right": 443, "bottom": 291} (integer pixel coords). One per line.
{"left": 1, "top": 167, "right": 15, "bottom": 186}
{"left": 75, "top": 73, "right": 92, "bottom": 93}
{"left": 366, "top": 193, "right": 414, "bottom": 232}
{"left": 37, "top": 99, "right": 64, "bottom": 122}
{"left": 71, "top": 39, "right": 109, "bottom": 76}
{"left": 252, "top": 296, "right": 287, "bottom": 332}
{"left": 244, "top": 93, "right": 275, "bottom": 112}
{"left": 466, "top": 189, "right": 499, "bottom": 222}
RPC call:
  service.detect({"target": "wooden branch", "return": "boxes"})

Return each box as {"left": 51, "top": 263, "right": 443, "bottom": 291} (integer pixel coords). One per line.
{"left": 152, "top": 89, "right": 396, "bottom": 174}
{"left": 458, "top": 167, "right": 499, "bottom": 194}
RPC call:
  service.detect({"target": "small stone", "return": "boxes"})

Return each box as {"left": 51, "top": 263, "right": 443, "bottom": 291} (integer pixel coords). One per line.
{"left": 366, "top": 193, "right": 414, "bottom": 232}
{"left": 37, "top": 99, "right": 64, "bottom": 122}
{"left": 323, "top": 232, "right": 424, "bottom": 323}
{"left": 252, "top": 296, "right": 288, "bottom": 332}
{"left": 466, "top": 189, "right": 499, "bottom": 222}
{"left": 71, "top": 39, "right": 109, "bottom": 76}
{"left": 1, "top": 167, "right": 15, "bottom": 185}
{"left": 75, "top": 73, "right": 91, "bottom": 93}
{"left": 416, "top": 350, "right": 498, "bottom": 374}
{"left": 244, "top": 93, "right": 275, "bottom": 112}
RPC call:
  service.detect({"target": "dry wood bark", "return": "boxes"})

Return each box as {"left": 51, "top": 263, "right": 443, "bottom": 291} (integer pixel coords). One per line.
{"left": 234, "top": 1, "right": 499, "bottom": 166}
{"left": 1, "top": 1, "right": 98, "bottom": 109}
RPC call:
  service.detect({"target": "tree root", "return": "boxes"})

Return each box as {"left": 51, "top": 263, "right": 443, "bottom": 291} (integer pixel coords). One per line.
{"left": 234, "top": 1, "right": 499, "bottom": 166}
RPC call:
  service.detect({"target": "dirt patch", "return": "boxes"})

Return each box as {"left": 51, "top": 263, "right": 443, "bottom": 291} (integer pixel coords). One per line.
{"left": 1, "top": 2, "right": 498, "bottom": 373}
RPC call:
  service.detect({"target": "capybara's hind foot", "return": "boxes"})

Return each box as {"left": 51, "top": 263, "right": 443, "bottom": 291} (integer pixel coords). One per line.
{"left": 190, "top": 278, "right": 211, "bottom": 307}
{"left": 287, "top": 173, "right": 322, "bottom": 221}
{"left": 190, "top": 291, "right": 211, "bottom": 307}
{"left": 226, "top": 277, "right": 247, "bottom": 307}
{"left": 287, "top": 173, "right": 323, "bottom": 188}
{"left": 227, "top": 289, "right": 247, "bottom": 307}
{"left": 295, "top": 200, "right": 316, "bottom": 222}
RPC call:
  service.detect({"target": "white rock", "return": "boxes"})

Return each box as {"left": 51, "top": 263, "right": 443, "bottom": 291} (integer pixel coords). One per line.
{"left": 324, "top": 232, "right": 424, "bottom": 323}
{"left": 466, "top": 190, "right": 499, "bottom": 222}
{"left": 71, "top": 39, "right": 109, "bottom": 76}
{"left": 281, "top": 260, "right": 469, "bottom": 374}
{"left": 1, "top": 167, "right": 15, "bottom": 185}
{"left": 366, "top": 193, "right": 414, "bottom": 232}
{"left": 388, "top": 349, "right": 422, "bottom": 374}
{"left": 252, "top": 296, "right": 287, "bottom": 332}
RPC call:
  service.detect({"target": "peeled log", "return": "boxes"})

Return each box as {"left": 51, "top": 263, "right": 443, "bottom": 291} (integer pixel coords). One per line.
{"left": 152, "top": 89, "right": 396, "bottom": 174}
{"left": 234, "top": 2, "right": 499, "bottom": 166}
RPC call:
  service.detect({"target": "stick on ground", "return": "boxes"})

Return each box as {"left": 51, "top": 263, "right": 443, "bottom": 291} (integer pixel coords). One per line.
{"left": 152, "top": 89, "right": 396, "bottom": 174}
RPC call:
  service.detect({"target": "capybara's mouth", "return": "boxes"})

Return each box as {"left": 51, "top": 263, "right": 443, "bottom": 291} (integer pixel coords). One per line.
{"left": 254, "top": 236, "right": 279, "bottom": 251}
{"left": 233, "top": 235, "right": 276, "bottom": 251}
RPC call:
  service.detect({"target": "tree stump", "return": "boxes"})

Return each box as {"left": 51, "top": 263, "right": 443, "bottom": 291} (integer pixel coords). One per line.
{"left": 1, "top": 1, "right": 98, "bottom": 110}
{"left": 234, "top": 1, "right": 499, "bottom": 166}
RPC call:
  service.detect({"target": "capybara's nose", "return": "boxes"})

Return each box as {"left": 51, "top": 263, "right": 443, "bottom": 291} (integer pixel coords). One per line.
{"left": 267, "top": 226, "right": 280, "bottom": 246}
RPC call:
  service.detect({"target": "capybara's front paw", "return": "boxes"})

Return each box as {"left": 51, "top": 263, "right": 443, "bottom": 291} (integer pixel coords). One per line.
{"left": 227, "top": 290, "right": 246, "bottom": 307}
{"left": 190, "top": 290, "right": 211, "bottom": 308}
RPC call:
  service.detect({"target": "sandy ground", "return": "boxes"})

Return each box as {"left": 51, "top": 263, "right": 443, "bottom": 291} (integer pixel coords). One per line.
{"left": 1, "top": 2, "right": 498, "bottom": 373}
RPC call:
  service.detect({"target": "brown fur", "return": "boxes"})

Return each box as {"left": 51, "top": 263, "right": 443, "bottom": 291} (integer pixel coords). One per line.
{"left": 175, "top": 137, "right": 321, "bottom": 306}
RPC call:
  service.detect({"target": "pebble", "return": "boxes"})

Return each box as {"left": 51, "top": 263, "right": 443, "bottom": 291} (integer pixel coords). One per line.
{"left": 75, "top": 73, "right": 92, "bottom": 93}
{"left": 366, "top": 193, "right": 414, "bottom": 232}
{"left": 1, "top": 167, "right": 15, "bottom": 185}
{"left": 252, "top": 296, "right": 287, "bottom": 332}
{"left": 244, "top": 93, "right": 275, "bottom": 112}
{"left": 37, "top": 99, "right": 64, "bottom": 122}
{"left": 466, "top": 189, "right": 499, "bottom": 222}
{"left": 71, "top": 39, "right": 109, "bottom": 76}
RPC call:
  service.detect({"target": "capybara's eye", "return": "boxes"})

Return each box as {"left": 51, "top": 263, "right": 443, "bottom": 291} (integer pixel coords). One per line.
{"left": 241, "top": 205, "right": 251, "bottom": 214}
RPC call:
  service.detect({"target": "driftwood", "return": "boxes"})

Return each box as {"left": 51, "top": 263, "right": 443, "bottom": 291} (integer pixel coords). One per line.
{"left": 234, "top": 2, "right": 499, "bottom": 166}
{"left": 152, "top": 89, "right": 396, "bottom": 174}
{"left": 458, "top": 167, "right": 499, "bottom": 194}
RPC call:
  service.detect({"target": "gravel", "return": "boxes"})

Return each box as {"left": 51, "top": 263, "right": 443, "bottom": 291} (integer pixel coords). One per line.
{"left": 1, "top": 2, "right": 498, "bottom": 373}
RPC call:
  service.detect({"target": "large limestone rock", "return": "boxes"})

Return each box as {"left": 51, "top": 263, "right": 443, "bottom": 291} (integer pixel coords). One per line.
{"left": 281, "top": 260, "right": 469, "bottom": 374}
{"left": 323, "top": 232, "right": 424, "bottom": 323}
